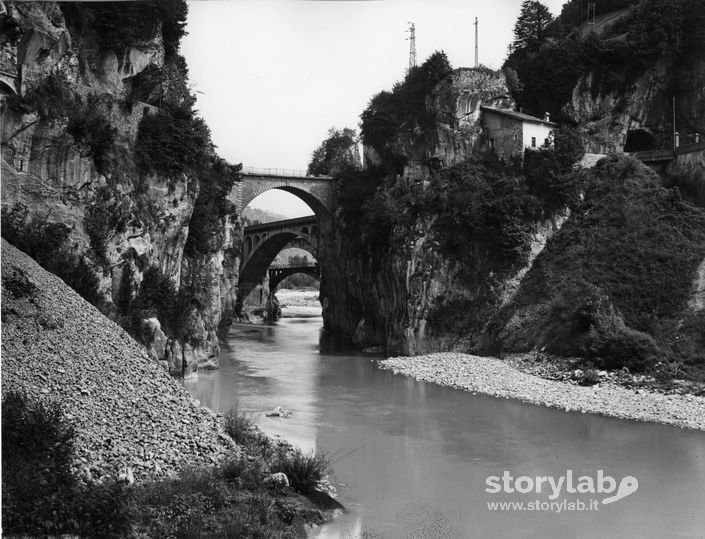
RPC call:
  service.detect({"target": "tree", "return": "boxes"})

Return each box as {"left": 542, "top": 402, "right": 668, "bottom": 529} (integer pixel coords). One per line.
{"left": 512, "top": 1, "right": 554, "bottom": 51}
{"left": 307, "top": 127, "right": 359, "bottom": 177}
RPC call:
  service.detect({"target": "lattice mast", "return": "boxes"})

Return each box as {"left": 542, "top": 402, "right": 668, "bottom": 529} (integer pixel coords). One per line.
{"left": 407, "top": 22, "right": 416, "bottom": 72}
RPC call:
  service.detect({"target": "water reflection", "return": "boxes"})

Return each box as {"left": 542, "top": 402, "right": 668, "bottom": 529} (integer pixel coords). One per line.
{"left": 185, "top": 317, "right": 705, "bottom": 539}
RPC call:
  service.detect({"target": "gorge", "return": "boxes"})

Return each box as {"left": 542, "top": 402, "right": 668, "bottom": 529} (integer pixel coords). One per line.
{"left": 2, "top": 0, "right": 705, "bottom": 536}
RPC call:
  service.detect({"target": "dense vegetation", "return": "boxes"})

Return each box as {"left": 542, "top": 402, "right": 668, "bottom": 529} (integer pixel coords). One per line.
{"left": 504, "top": 0, "right": 705, "bottom": 134}
{"left": 135, "top": 103, "right": 213, "bottom": 180}
{"left": 62, "top": 0, "right": 188, "bottom": 59}
{"left": 3, "top": 1, "right": 243, "bottom": 354}
{"left": 360, "top": 51, "right": 453, "bottom": 169}
{"left": 2, "top": 393, "right": 331, "bottom": 537}
{"left": 307, "top": 127, "right": 358, "bottom": 177}
{"left": 10, "top": 73, "right": 119, "bottom": 175}
{"left": 494, "top": 155, "right": 705, "bottom": 374}
{"left": 183, "top": 157, "right": 241, "bottom": 256}
{"left": 2, "top": 392, "right": 131, "bottom": 536}
{"left": 1, "top": 207, "right": 102, "bottom": 308}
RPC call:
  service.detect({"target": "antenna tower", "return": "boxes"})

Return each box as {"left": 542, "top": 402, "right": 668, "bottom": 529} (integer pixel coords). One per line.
{"left": 474, "top": 17, "right": 479, "bottom": 67}
{"left": 407, "top": 23, "right": 416, "bottom": 71}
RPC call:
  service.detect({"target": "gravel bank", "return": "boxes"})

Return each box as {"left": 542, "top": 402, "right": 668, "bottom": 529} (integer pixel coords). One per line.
{"left": 1, "top": 240, "right": 234, "bottom": 484}
{"left": 380, "top": 353, "right": 705, "bottom": 431}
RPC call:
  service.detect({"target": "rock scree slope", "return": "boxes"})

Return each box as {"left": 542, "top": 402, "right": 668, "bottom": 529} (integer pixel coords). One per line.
{"left": 1, "top": 239, "right": 233, "bottom": 484}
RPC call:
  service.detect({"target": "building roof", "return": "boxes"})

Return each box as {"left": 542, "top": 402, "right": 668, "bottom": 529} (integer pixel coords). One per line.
{"left": 481, "top": 106, "right": 558, "bottom": 127}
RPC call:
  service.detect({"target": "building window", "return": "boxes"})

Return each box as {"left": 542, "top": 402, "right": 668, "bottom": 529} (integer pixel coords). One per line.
{"left": 531, "top": 137, "right": 536, "bottom": 148}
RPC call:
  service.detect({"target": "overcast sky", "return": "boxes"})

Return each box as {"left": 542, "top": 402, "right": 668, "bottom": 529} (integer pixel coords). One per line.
{"left": 181, "top": 0, "right": 567, "bottom": 216}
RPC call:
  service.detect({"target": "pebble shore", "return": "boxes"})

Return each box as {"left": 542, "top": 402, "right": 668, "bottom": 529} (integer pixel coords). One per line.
{"left": 380, "top": 353, "right": 705, "bottom": 431}
{"left": 1, "top": 241, "right": 235, "bottom": 484}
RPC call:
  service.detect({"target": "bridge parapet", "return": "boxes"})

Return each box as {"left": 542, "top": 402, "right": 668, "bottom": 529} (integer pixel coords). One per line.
{"left": 241, "top": 166, "right": 332, "bottom": 179}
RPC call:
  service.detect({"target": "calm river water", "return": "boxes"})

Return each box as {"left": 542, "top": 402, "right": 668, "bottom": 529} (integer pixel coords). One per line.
{"left": 184, "top": 315, "right": 705, "bottom": 539}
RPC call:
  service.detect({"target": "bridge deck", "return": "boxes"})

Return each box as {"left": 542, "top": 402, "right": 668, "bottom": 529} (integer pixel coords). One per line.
{"left": 244, "top": 215, "right": 317, "bottom": 234}
{"left": 241, "top": 167, "right": 332, "bottom": 180}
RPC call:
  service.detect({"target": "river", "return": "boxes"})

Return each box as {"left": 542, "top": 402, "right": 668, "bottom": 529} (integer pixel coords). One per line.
{"left": 184, "top": 315, "right": 705, "bottom": 538}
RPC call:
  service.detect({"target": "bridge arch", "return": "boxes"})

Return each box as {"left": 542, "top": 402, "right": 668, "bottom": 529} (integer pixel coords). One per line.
{"left": 244, "top": 184, "right": 329, "bottom": 219}
{"left": 269, "top": 264, "right": 320, "bottom": 292}
{"left": 238, "top": 216, "right": 321, "bottom": 304}
{"left": 232, "top": 171, "right": 335, "bottom": 221}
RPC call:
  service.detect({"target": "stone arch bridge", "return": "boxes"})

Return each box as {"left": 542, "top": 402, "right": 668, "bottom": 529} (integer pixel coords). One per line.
{"left": 229, "top": 169, "right": 339, "bottom": 305}
{"left": 238, "top": 215, "right": 321, "bottom": 303}
{"left": 230, "top": 168, "right": 335, "bottom": 217}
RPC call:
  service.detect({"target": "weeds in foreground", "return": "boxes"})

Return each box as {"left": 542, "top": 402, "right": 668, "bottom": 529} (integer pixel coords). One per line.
{"left": 224, "top": 406, "right": 275, "bottom": 460}
{"left": 1, "top": 392, "right": 132, "bottom": 537}
{"left": 270, "top": 448, "right": 330, "bottom": 495}
{"left": 2, "top": 393, "right": 327, "bottom": 538}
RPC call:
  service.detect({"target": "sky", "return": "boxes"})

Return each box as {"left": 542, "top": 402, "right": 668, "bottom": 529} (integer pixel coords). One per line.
{"left": 181, "top": 0, "right": 567, "bottom": 216}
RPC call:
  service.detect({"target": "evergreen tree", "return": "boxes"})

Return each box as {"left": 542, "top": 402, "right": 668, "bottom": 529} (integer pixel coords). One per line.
{"left": 512, "top": 0, "right": 554, "bottom": 51}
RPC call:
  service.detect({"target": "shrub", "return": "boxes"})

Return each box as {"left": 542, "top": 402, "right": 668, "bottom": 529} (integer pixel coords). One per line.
{"left": 269, "top": 448, "right": 329, "bottom": 495}
{"left": 136, "top": 104, "right": 212, "bottom": 178}
{"left": 129, "top": 265, "right": 180, "bottom": 337}
{"left": 1, "top": 208, "right": 103, "bottom": 307}
{"left": 577, "top": 368, "right": 601, "bottom": 386}
{"left": 183, "top": 157, "right": 241, "bottom": 256}
{"left": 2, "top": 269, "right": 38, "bottom": 300}
{"left": 588, "top": 324, "right": 662, "bottom": 371}
{"left": 223, "top": 406, "right": 274, "bottom": 460}
{"left": 1, "top": 392, "right": 132, "bottom": 537}
{"left": 224, "top": 406, "right": 257, "bottom": 445}
{"left": 67, "top": 94, "right": 118, "bottom": 175}
{"left": 20, "top": 71, "right": 75, "bottom": 121}
{"left": 663, "top": 162, "right": 705, "bottom": 208}
{"left": 84, "top": 186, "right": 131, "bottom": 267}
{"left": 133, "top": 468, "right": 300, "bottom": 538}
{"left": 220, "top": 454, "right": 264, "bottom": 491}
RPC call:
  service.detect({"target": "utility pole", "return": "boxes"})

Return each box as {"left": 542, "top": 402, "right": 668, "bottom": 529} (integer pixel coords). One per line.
{"left": 587, "top": 2, "right": 596, "bottom": 28}
{"left": 407, "top": 22, "right": 416, "bottom": 72}
{"left": 474, "top": 17, "right": 479, "bottom": 67}
{"left": 673, "top": 96, "right": 677, "bottom": 151}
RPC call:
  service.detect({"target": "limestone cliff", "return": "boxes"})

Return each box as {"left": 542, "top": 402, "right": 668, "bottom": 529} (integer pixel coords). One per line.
{"left": 323, "top": 54, "right": 705, "bottom": 373}
{"left": 429, "top": 68, "right": 514, "bottom": 169}
{"left": 1, "top": 2, "right": 241, "bottom": 373}
{"left": 567, "top": 57, "right": 705, "bottom": 153}
{"left": 320, "top": 65, "right": 571, "bottom": 354}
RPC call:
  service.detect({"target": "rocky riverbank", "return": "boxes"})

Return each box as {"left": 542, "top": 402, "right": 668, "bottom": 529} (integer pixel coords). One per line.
{"left": 380, "top": 353, "right": 705, "bottom": 431}
{"left": 1, "top": 240, "right": 234, "bottom": 484}
{"left": 276, "top": 288, "right": 322, "bottom": 318}
{"left": 2, "top": 239, "right": 338, "bottom": 535}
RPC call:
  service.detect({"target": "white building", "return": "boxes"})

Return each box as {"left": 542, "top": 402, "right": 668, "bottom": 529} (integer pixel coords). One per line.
{"left": 481, "top": 106, "right": 557, "bottom": 159}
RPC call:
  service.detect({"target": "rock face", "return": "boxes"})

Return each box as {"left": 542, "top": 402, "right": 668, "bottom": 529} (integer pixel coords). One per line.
{"left": 388, "top": 68, "right": 515, "bottom": 183}
{"left": 429, "top": 68, "right": 515, "bottom": 168}
{"left": 319, "top": 67, "right": 567, "bottom": 355}
{"left": 1, "top": 2, "right": 241, "bottom": 372}
{"left": 1, "top": 240, "right": 234, "bottom": 483}
{"left": 321, "top": 209, "right": 570, "bottom": 356}
{"left": 567, "top": 57, "right": 705, "bottom": 153}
